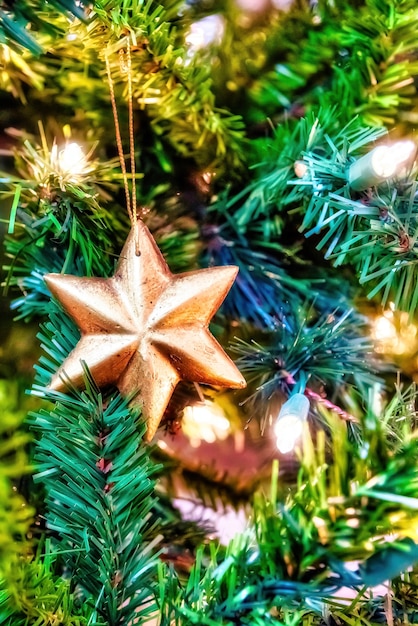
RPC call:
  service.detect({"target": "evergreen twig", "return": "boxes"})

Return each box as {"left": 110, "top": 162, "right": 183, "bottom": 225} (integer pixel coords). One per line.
{"left": 29, "top": 363, "right": 162, "bottom": 625}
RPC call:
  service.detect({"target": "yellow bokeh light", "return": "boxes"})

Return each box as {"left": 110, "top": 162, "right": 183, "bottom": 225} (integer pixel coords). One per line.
{"left": 373, "top": 308, "right": 418, "bottom": 357}
{"left": 182, "top": 401, "right": 231, "bottom": 448}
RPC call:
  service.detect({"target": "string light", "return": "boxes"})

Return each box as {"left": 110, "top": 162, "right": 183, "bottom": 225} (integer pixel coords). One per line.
{"left": 274, "top": 393, "right": 310, "bottom": 454}
{"left": 182, "top": 401, "right": 231, "bottom": 448}
{"left": 26, "top": 138, "right": 92, "bottom": 189}
{"left": 348, "top": 140, "right": 416, "bottom": 191}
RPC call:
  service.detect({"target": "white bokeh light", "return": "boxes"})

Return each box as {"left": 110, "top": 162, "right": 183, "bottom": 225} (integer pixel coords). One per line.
{"left": 185, "top": 14, "right": 225, "bottom": 54}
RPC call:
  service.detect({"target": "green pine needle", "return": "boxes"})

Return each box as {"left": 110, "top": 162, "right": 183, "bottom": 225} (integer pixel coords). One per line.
{"left": 290, "top": 137, "right": 418, "bottom": 315}
{"left": 232, "top": 306, "right": 380, "bottom": 429}
{"left": 29, "top": 369, "right": 162, "bottom": 625}
{"left": 159, "top": 386, "right": 418, "bottom": 625}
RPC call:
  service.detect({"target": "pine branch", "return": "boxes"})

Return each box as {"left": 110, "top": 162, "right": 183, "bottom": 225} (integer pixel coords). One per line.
{"left": 0, "top": 383, "right": 87, "bottom": 624}
{"left": 203, "top": 203, "right": 371, "bottom": 335}
{"left": 1, "top": 540, "right": 93, "bottom": 625}
{"left": 215, "top": 0, "right": 418, "bottom": 129}
{"left": 220, "top": 110, "right": 418, "bottom": 315}
{"left": 221, "top": 112, "right": 327, "bottom": 232}
{"left": 0, "top": 0, "right": 86, "bottom": 54}
{"left": 232, "top": 306, "right": 381, "bottom": 429}
{"left": 290, "top": 133, "right": 418, "bottom": 315}
{"left": 0, "top": 43, "right": 45, "bottom": 100}
{"left": 214, "top": 1, "right": 344, "bottom": 125}
{"left": 26, "top": 304, "right": 162, "bottom": 625}
{"left": 159, "top": 388, "right": 418, "bottom": 625}
{"left": 226, "top": 112, "right": 386, "bottom": 232}
{"left": 0, "top": 380, "right": 33, "bottom": 614}
{"left": 329, "top": 0, "right": 418, "bottom": 127}
{"left": 2, "top": 131, "right": 129, "bottom": 319}
{"left": 52, "top": 0, "right": 248, "bottom": 175}
{"left": 202, "top": 218, "right": 303, "bottom": 329}
{"left": 28, "top": 366, "right": 162, "bottom": 625}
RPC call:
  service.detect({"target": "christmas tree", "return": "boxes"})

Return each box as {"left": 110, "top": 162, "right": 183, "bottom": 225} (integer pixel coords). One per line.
{"left": 2, "top": 0, "right": 418, "bottom": 624}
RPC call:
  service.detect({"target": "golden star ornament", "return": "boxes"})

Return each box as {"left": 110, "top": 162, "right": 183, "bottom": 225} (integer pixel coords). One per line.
{"left": 44, "top": 220, "right": 246, "bottom": 441}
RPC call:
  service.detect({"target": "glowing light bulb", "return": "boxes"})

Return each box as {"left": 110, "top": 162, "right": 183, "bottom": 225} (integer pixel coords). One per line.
{"left": 274, "top": 393, "right": 309, "bottom": 454}
{"left": 348, "top": 140, "right": 416, "bottom": 191}
{"left": 58, "top": 142, "right": 87, "bottom": 177}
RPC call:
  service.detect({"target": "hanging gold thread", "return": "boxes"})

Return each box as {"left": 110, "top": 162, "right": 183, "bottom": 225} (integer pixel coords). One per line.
{"left": 105, "top": 44, "right": 140, "bottom": 254}
{"left": 105, "top": 53, "right": 132, "bottom": 223}
{"left": 126, "top": 38, "right": 137, "bottom": 230}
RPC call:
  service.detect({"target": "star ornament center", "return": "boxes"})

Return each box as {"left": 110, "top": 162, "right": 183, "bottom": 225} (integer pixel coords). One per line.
{"left": 44, "top": 221, "right": 246, "bottom": 441}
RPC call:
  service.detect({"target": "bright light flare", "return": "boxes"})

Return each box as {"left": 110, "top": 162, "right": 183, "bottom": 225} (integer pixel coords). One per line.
{"left": 349, "top": 140, "right": 416, "bottom": 191}
{"left": 58, "top": 142, "right": 88, "bottom": 177}
{"left": 372, "top": 141, "right": 415, "bottom": 178}
{"left": 274, "top": 393, "right": 310, "bottom": 454}
{"left": 275, "top": 414, "right": 304, "bottom": 453}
